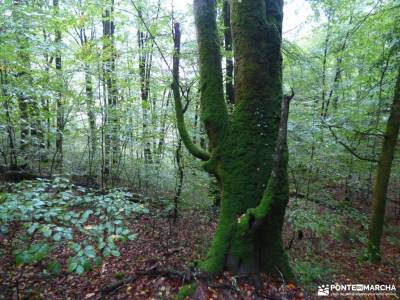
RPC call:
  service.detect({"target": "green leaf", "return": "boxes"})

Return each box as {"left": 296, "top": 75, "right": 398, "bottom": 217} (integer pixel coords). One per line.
{"left": 16, "top": 252, "right": 34, "bottom": 265}
{"left": 27, "top": 222, "right": 39, "bottom": 235}
{"left": 41, "top": 226, "right": 52, "bottom": 238}
{"left": 69, "top": 242, "right": 81, "bottom": 252}
{"left": 15, "top": 243, "right": 50, "bottom": 265}
{"left": 0, "top": 225, "right": 9, "bottom": 234}
{"left": 128, "top": 234, "right": 136, "bottom": 241}
{"left": 82, "top": 258, "right": 92, "bottom": 271}
{"left": 111, "top": 249, "right": 120, "bottom": 257}
{"left": 67, "top": 259, "right": 78, "bottom": 272}
{"left": 53, "top": 232, "right": 62, "bottom": 241}
{"left": 94, "top": 256, "right": 102, "bottom": 267}
{"left": 48, "top": 261, "right": 62, "bottom": 274}
{"left": 32, "top": 243, "right": 50, "bottom": 261}
{"left": 103, "top": 247, "right": 111, "bottom": 257}
{"left": 98, "top": 240, "right": 106, "bottom": 250}
{"left": 76, "top": 264, "right": 84, "bottom": 274}
{"left": 84, "top": 245, "right": 96, "bottom": 258}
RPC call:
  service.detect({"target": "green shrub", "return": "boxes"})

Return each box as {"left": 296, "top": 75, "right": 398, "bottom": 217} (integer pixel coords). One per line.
{"left": 0, "top": 177, "right": 148, "bottom": 274}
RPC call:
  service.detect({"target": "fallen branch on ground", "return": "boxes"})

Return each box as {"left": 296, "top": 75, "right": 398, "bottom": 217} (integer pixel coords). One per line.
{"left": 100, "top": 265, "right": 195, "bottom": 296}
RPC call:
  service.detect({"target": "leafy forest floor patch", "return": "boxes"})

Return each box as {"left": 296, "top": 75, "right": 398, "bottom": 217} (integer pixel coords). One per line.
{"left": 0, "top": 178, "right": 399, "bottom": 299}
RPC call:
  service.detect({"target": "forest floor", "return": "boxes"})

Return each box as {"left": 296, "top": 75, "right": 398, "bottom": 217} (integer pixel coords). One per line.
{"left": 0, "top": 177, "right": 399, "bottom": 300}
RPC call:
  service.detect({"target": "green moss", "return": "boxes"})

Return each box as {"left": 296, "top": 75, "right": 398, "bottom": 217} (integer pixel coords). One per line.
{"left": 114, "top": 271, "right": 125, "bottom": 280}
{"left": 175, "top": 283, "right": 197, "bottom": 300}
{"left": 173, "top": 80, "right": 211, "bottom": 161}
{"left": 200, "top": 212, "right": 234, "bottom": 273}
{"left": 193, "top": 0, "right": 229, "bottom": 151}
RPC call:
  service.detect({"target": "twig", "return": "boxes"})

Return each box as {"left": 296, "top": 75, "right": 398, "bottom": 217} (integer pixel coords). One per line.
{"left": 324, "top": 121, "right": 379, "bottom": 163}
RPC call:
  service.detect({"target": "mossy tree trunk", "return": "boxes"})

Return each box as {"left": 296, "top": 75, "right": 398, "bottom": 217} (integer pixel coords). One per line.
{"left": 367, "top": 66, "right": 400, "bottom": 262}
{"left": 174, "top": 0, "right": 293, "bottom": 280}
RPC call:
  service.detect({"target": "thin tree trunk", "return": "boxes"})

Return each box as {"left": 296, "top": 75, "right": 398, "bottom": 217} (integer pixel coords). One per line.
{"left": 102, "top": 0, "right": 118, "bottom": 180}
{"left": 43, "top": 29, "right": 52, "bottom": 151}
{"left": 156, "top": 89, "right": 170, "bottom": 165}
{"left": 367, "top": 48, "right": 392, "bottom": 198}
{"left": 54, "top": 0, "right": 64, "bottom": 170}
{"left": 13, "top": 0, "right": 31, "bottom": 157}
{"left": 1, "top": 70, "right": 17, "bottom": 168}
{"left": 320, "top": 13, "right": 332, "bottom": 115}
{"left": 322, "top": 18, "right": 352, "bottom": 117}
{"left": 77, "top": 25, "right": 97, "bottom": 175}
{"left": 137, "top": 1, "right": 161, "bottom": 166}
{"left": 85, "top": 62, "right": 96, "bottom": 175}
{"left": 173, "top": 138, "right": 184, "bottom": 224}
{"left": 368, "top": 66, "right": 400, "bottom": 261}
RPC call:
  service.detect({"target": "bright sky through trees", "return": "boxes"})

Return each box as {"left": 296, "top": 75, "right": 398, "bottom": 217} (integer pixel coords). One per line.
{"left": 173, "top": 0, "right": 313, "bottom": 42}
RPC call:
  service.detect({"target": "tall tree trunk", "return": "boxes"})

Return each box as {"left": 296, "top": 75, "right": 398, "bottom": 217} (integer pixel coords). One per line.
{"left": 367, "top": 48, "right": 392, "bottom": 198}
{"left": 367, "top": 66, "right": 400, "bottom": 261}
{"left": 85, "top": 62, "right": 96, "bottom": 175}
{"left": 138, "top": 27, "right": 153, "bottom": 165}
{"left": 320, "top": 12, "right": 332, "bottom": 116}
{"left": 79, "top": 26, "right": 97, "bottom": 175}
{"left": 156, "top": 89, "right": 170, "bottom": 165}
{"left": 43, "top": 29, "right": 52, "bottom": 150}
{"left": 322, "top": 15, "right": 352, "bottom": 118}
{"left": 102, "top": 0, "right": 119, "bottom": 180}
{"left": 54, "top": 0, "right": 64, "bottom": 169}
{"left": 1, "top": 70, "right": 18, "bottom": 168}
{"left": 76, "top": 21, "right": 97, "bottom": 175}
{"left": 137, "top": 1, "right": 160, "bottom": 166}
{"left": 175, "top": 0, "right": 293, "bottom": 279}
{"left": 13, "top": 0, "right": 31, "bottom": 157}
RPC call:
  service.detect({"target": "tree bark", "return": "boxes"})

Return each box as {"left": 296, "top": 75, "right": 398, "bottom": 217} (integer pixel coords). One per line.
{"left": 368, "top": 66, "right": 400, "bottom": 261}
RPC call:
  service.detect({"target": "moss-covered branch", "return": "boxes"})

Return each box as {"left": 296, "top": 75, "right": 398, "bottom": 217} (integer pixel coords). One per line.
{"left": 193, "top": 0, "right": 229, "bottom": 151}
{"left": 172, "top": 22, "right": 211, "bottom": 161}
